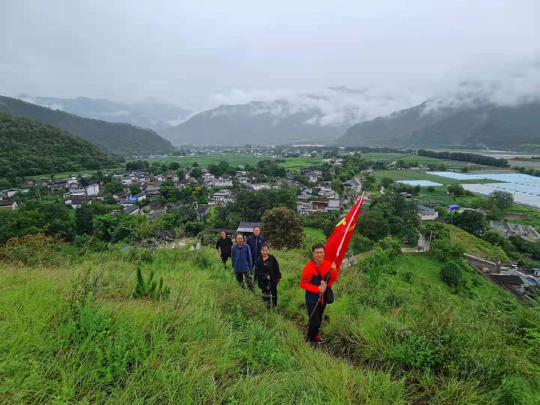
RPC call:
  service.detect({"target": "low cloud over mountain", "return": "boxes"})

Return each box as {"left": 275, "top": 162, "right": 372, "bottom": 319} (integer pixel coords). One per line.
{"left": 19, "top": 95, "right": 192, "bottom": 133}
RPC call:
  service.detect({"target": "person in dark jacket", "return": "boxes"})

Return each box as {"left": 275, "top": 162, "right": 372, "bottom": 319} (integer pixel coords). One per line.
{"left": 254, "top": 244, "right": 281, "bottom": 308}
{"left": 299, "top": 243, "right": 337, "bottom": 346}
{"left": 216, "top": 230, "right": 233, "bottom": 269}
{"left": 231, "top": 234, "right": 254, "bottom": 291}
{"left": 247, "top": 226, "right": 266, "bottom": 279}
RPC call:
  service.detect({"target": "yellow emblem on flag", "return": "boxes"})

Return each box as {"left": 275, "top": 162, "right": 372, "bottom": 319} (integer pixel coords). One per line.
{"left": 336, "top": 218, "right": 347, "bottom": 227}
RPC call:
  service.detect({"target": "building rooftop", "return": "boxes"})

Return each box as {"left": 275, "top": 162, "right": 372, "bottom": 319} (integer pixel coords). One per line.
{"left": 417, "top": 204, "right": 435, "bottom": 213}
{"left": 237, "top": 222, "right": 261, "bottom": 233}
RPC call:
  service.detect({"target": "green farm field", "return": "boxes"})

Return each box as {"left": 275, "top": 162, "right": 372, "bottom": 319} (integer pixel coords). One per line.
{"left": 148, "top": 154, "right": 323, "bottom": 171}
{"left": 361, "top": 153, "right": 472, "bottom": 169}
{"left": 371, "top": 170, "right": 505, "bottom": 186}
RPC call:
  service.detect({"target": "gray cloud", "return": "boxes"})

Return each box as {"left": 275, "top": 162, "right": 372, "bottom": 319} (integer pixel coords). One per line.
{"left": 1, "top": 0, "right": 539, "bottom": 119}
{"left": 206, "top": 86, "right": 427, "bottom": 126}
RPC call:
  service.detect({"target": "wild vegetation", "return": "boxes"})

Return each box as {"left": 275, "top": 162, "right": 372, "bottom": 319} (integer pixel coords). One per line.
{"left": 1, "top": 231, "right": 539, "bottom": 404}
{"left": 0, "top": 113, "right": 118, "bottom": 186}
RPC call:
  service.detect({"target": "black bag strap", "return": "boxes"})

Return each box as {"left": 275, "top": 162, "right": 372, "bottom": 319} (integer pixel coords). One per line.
{"left": 314, "top": 264, "right": 330, "bottom": 283}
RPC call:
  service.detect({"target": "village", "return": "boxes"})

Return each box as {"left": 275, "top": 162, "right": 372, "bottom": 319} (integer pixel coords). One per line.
{"left": 1, "top": 147, "right": 540, "bottom": 303}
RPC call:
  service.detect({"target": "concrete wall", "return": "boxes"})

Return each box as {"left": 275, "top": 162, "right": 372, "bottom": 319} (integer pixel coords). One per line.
{"left": 464, "top": 254, "right": 500, "bottom": 273}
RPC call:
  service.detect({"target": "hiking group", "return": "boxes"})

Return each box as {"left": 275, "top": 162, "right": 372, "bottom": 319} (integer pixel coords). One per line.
{"left": 216, "top": 226, "right": 338, "bottom": 347}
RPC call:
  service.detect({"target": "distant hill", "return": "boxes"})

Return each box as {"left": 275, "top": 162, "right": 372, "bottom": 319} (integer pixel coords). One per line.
{"left": 20, "top": 95, "right": 192, "bottom": 132}
{"left": 338, "top": 101, "right": 540, "bottom": 149}
{"left": 0, "top": 96, "right": 175, "bottom": 155}
{"left": 160, "top": 100, "right": 349, "bottom": 145}
{"left": 0, "top": 112, "right": 116, "bottom": 184}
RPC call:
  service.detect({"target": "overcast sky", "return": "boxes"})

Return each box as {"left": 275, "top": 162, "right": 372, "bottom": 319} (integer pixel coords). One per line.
{"left": 1, "top": 0, "right": 539, "bottom": 112}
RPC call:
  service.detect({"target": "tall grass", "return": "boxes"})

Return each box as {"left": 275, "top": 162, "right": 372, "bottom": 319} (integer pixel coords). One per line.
{"left": 0, "top": 242, "right": 539, "bottom": 404}
{"left": 0, "top": 246, "right": 405, "bottom": 404}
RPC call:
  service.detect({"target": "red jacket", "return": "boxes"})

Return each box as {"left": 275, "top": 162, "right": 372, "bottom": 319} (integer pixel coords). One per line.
{"left": 299, "top": 259, "right": 338, "bottom": 304}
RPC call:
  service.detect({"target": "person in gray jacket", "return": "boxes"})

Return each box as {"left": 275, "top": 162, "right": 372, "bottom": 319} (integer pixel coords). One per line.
{"left": 231, "top": 234, "right": 254, "bottom": 291}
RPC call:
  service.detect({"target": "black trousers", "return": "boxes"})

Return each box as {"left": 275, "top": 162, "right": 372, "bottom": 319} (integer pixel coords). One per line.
{"left": 306, "top": 301, "right": 326, "bottom": 341}
{"left": 221, "top": 253, "right": 230, "bottom": 267}
{"left": 262, "top": 284, "right": 278, "bottom": 308}
{"left": 235, "top": 271, "right": 254, "bottom": 291}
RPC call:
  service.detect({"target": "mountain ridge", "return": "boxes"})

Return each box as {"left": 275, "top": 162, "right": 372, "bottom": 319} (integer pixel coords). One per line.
{"left": 0, "top": 96, "right": 175, "bottom": 155}
{"left": 160, "top": 99, "right": 349, "bottom": 145}
{"left": 338, "top": 101, "right": 540, "bottom": 149}
{"left": 20, "top": 95, "right": 192, "bottom": 132}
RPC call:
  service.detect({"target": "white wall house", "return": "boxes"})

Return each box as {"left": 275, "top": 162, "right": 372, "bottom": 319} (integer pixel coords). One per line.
{"left": 213, "top": 178, "right": 233, "bottom": 187}
{"left": 249, "top": 183, "right": 271, "bottom": 191}
{"left": 417, "top": 205, "right": 439, "bottom": 221}
{"left": 85, "top": 183, "right": 100, "bottom": 196}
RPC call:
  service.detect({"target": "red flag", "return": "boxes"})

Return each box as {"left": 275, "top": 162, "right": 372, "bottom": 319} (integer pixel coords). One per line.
{"left": 323, "top": 193, "right": 365, "bottom": 272}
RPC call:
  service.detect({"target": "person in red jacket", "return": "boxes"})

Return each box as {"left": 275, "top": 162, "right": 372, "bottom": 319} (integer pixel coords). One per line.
{"left": 300, "top": 243, "right": 337, "bottom": 346}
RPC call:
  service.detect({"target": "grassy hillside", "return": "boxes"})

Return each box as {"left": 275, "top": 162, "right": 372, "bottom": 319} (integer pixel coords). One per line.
{"left": 0, "top": 113, "right": 116, "bottom": 183}
{"left": 0, "top": 96, "right": 174, "bottom": 156}
{"left": 449, "top": 225, "right": 511, "bottom": 261}
{"left": 1, "top": 237, "right": 538, "bottom": 404}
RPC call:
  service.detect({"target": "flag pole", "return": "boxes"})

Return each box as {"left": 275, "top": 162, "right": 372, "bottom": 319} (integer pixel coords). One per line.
{"left": 305, "top": 193, "right": 365, "bottom": 331}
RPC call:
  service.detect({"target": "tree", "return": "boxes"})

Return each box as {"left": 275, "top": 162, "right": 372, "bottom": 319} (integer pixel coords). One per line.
{"left": 331, "top": 179, "right": 343, "bottom": 195}
{"left": 357, "top": 210, "right": 390, "bottom": 242}
{"left": 440, "top": 261, "right": 462, "bottom": 288}
{"left": 427, "top": 186, "right": 435, "bottom": 192}
{"left": 421, "top": 222, "right": 450, "bottom": 241}
{"left": 177, "top": 169, "right": 185, "bottom": 180}
{"left": 489, "top": 190, "right": 514, "bottom": 212}
{"left": 208, "top": 163, "right": 223, "bottom": 176}
{"left": 380, "top": 177, "right": 394, "bottom": 189}
{"left": 362, "top": 174, "right": 376, "bottom": 191}
{"left": 159, "top": 180, "right": 179, "bottom": 201}
{"left": 371, "top": 191, "right": 420, "bottom": 232}
{"left": 130, "top": 184, "right": 142, "bottom": 196}
{"left": 0, "top": 178, "right": 11, "bottom": 189}
{"left": 150, "top": 162, "right": 162, "bottom": 174}
{"left": 261, "top": 207, "right": 303, "bottom": 249}
{"left": 483, "top": 229, "right": 505, "bottom": 247}
{"left": 374, "top": 237, "right": 402, "bottom": 259}
{"left": 104, "top": 181, "right": 123, "bottom": 194}
{"left": 190, "top": 167, "right": 202, "bottom": 179}
{"left": 447, "top": 184, "right": 466, "bottom": 196}
{"left": 184, "top": 221, "right": 205, "bottom": 236}
{"left": 218, "top": 160, "right": 231, "bottom": 174}
{"left": 75, "top": 204, "right": 94, "bottom": 235}
{"left": 350, "top": 233, "right": 373, "bottom": 254}
{"left": 453, "top": 210, "right": 487, "bottom": 237}
{"left": 168, "top": 162, "right": 180, "bottom": 171}
{"left": 432, "top": 239, "right": 464, "bottom": 262}
{"left": 192, "top": 162, "right": 199, "bottom": 167}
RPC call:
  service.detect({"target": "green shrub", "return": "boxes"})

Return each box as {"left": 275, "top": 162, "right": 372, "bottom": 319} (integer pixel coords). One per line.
{"left": 375, "top": 237, "right": 402, "bottom": 260}
{"left": 73, "top": 234, "right": 109, "bottom": 251}
{"left": 440, "top": 261, "right": 462, "bottom": 288}
{"left": 432, "top": 238, "right": 464, "bottom": 262}
{"left": 261, "top": 207, "right": 303, "bottom": 249}
{"left": 350, "top": 233, "right": 373, "bottom": 254}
